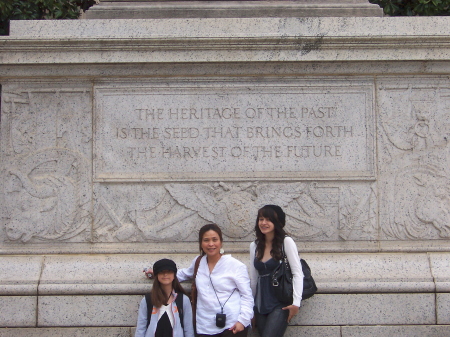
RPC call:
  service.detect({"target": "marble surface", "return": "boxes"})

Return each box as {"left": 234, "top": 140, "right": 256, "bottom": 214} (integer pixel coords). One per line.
{"left": 295, "top": 294, "right": 435, "bottom": 325}
{"left": 2, "top": 13, "right": 450, "bottom": 333}
{"left": 342, "top": 326, "right": 450, "bottom": 337}
{"left": 0, "top": 253, "right": 444, "bottom": 296}
{"left": 84, "top": 0, "right": 383, "bottom": 19}
{"left": 0, "top": 328, "right": 132, "bottom": 337}
{"left": 429, "top": 253, "right": 450, "bottom": 292}
{"left": 0, "top": 296, "right": 37, "bottom": 327}
{"left": 8, "top": 17, "right": 450, "bottom": 38}
{"left": 0, "top": 256, "right": 43, "bottom": 295}
{"left": 38, "top": 295, "right": 140, "bottom": 326}
{"left": 436, "top": 293, "right": 450, "bottom": 325}
{"left": 2, "top": 18, "right": 450, "bottom": 65}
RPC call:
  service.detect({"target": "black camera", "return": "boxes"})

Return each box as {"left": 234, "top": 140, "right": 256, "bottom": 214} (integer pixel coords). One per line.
{"left": 215, "top": 313, "right": 226, "bottom": 328}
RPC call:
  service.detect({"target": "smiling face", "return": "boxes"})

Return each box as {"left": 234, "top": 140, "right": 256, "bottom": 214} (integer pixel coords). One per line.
{"left": 258, "top": 216, "right": 275, "bottom": 236}
{"left": 201, "top": 229, "right": 223, "bottom": 258}
{"left": 157, "top": 270, "right": 175, "bottom": 286}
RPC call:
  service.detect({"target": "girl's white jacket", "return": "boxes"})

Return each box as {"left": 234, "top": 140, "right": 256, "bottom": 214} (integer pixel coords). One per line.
{"left": 135, "top": 292, "right": 194, "bottom": 337}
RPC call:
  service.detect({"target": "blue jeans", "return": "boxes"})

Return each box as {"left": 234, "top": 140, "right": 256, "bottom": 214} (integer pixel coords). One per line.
{"left": 254, "top": 306, "right": 289, "bottom": 337}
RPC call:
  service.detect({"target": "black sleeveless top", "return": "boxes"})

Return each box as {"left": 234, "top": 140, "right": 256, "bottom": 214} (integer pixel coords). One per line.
{"left": 254, "top": 257, "right": 283, "bottom": 314}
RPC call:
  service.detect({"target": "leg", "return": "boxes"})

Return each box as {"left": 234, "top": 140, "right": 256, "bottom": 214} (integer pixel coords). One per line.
{"left": 256, "top": 307, "right": 289, "bottom": 337}
{"left": 254, "top": 309, "right": 267, "bottom": 335}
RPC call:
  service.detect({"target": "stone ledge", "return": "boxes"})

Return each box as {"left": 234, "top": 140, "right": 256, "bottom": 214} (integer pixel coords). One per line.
{"left": 3, "top": 18, "right": 450, "bottom": 64}
{"left": 84, "top": 1, "right": 383, "bottom": 19}
{"left": 0, "top": 327, "right": 132, "bottom": 336}
{"left": 1, "top": 240, "right": 450, "bottom": 255}
{"left": 1, "top": 252, "right": 448, "bottom": 296}
{"left": 0, "top": 294, "right": 439, "bottom": 327}
{"left": 2, "top": 325, "right": 450, "bottom": 337}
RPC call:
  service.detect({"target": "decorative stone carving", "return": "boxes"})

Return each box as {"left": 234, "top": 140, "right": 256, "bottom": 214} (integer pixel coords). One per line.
{"left": 339, "top": 184, "right": 377, "bottom": 241}
{"left": 378, "top": 80, "right": 450, "bottom": 240}
{"left": 4, "top": 148, "right": 91, "bottom": 242}
{"left": 1, "top": 86, "right": 93, "bottom": 243}
{"left": 93, "top": 181, "right": 344, "bottom": 241}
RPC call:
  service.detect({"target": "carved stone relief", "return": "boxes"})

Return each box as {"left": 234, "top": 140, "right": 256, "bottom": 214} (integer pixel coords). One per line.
{"left": 1, "top": 85, "right": 92, "bottom": 243}
{"left": 93, "top": 180, "right": 375, "bottom": 242}
{"left": 378, "top": 79, "right": 450, "bottom": 240}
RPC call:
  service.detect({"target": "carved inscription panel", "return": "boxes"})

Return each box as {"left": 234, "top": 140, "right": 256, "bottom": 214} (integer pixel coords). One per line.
{"left": 94, "top": 80, "right": 374, "bottom": 181}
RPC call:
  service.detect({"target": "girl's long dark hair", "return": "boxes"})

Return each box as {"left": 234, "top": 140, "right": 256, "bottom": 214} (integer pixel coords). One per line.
{"left": 151, "top": 273, "right": 187, "bottom": 308}
{"left": 254, "top": 205, "right": 286, "bottom": 261}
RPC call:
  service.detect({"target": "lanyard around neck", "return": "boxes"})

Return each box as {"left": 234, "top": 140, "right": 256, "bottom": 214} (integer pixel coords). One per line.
{"left": 209, "top": 274, "right": 236, "bottom": 314}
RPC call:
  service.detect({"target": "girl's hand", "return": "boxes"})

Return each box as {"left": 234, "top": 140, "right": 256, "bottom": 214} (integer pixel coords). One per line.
{"left": 282, "top": 305, "right": 299, "bottom": 323}
{"left": 229, "top": 321, "right": 245, "bottom": 334}
{"left": 143, "top": 268, "right": 153, "bottom": 279}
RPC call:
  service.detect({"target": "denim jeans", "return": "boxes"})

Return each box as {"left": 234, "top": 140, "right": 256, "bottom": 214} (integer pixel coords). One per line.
{"left": 254, "top": 306, "right": 289, "bottom": 337}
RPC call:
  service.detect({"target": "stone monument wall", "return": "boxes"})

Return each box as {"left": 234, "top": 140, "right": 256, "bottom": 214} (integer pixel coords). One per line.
{"left": 1, "top": 14, "right": 450, "bottom": 337}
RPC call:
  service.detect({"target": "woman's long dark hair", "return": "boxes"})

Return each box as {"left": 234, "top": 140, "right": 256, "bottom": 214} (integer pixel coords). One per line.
{"left": 151, "top": 272, "right": 187, "bottom": 308}
{"left": 254, "top": 205, "right": 286, "bottom": 261}
{"left": 198, "top": 223, "right": 223, "bottom": 256}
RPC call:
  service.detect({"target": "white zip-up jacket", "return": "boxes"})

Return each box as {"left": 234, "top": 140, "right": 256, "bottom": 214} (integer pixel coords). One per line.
{"left": 135, "top": 292, "right": 194, "bottom": 337}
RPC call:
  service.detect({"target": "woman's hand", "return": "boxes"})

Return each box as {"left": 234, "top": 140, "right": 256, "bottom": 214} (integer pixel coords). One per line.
{"left": 143, "top": 268, "right": 153, "bottom": 279}
{"left": 282, "top": 305, "right": 299, "bottom": 323}
{"left": 229, "top": 321, "right": 245, "bottom": 334}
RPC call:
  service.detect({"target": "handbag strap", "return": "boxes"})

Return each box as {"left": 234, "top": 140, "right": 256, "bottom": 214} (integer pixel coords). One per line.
{"left": 193, "top": 255, "right": 202, "bottom": 279}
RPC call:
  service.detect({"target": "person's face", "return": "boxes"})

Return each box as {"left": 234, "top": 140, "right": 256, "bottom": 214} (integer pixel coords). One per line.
{"left": 157, "top": 270, "right": 175, "bottom": 286}
{"left": 258, "top": 216, "right": 275, "bottom": 235}
{"left": 201, "top": 230, "right": 222, "bottom": 258}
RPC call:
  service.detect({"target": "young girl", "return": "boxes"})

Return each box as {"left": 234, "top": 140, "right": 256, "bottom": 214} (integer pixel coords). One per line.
{"left": 135, "top": 258, "right": 195, "bottom": 337}
{"left": 249, "top": 205, "right": 304, "bottom": 337}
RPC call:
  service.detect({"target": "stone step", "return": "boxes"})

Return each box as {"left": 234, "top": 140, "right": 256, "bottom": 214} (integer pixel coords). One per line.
{"left": 84, "top": 1, "right": 383, "bottom": 20}
{"left": 2, "top": 252, "right": 449, "bottom": 296}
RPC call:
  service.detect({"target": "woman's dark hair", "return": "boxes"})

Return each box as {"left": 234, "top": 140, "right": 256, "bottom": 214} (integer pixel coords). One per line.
{"left": 198, "top": 223, "right": 223, "bottom": 256}
{"left": 254, "top": 205, "right": 287, "bottom": 261}
{"left": 151, "top": 270, "right": 187, "bottom": 308}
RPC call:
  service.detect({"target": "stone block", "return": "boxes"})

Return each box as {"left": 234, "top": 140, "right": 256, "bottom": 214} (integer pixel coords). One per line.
{"left": 293, "top": 294, "right": 435, "bottom": 325}
{"left": 249, "top": 326, "right": 340, "bottom": 337}
{"left": 38, "top": 254, "right": 197, "bottom": 295}
{"left": 0, "top": 327, "right": 132, "bottom": 337}
{"left": 437, "top": 293, "right": 450, "bottom": 324}
{"left": 5, "top": 18, "right": 450, "bottom": 65}
{"left": 429, "top": 253, "right": 450, "bottom": 292}
{"left": 85, "top": 0, "right": 383, "bottom": 19}
{"left": 308, "top": 253, "right": 434, "bottom": 293}
{"left": 342, "top": 325, "right": 450, "bottom": 337}
{"left": 0, "top": 256, "right": 43, "bottom": 295}
{"left": 38, "top": 295, "right": 141, "bottom": 326}
{"left": 0, "top": 296, "right": 36, "bottom": 327}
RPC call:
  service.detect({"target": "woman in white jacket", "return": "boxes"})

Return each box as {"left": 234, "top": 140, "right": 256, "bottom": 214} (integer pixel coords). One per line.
{"left": 177, "top": 224, "right": 254, "bottom": 336}
{"left": 249, "top": 205, "right": 304, "bottom": 337}
{"left": 145, "top": 224, "right": 254, "bottom": 336}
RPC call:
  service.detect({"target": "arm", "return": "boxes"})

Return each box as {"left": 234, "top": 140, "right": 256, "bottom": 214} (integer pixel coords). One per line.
{"left": 176, "top": 256, "right": 200, "bottom": 282}
{"left": 134, "top": 297, "right": 148, "bottom": 337}
{"left": 234, "top": 263, "right": 255, "bottom": 328}
{"left": 182, "top": 294, "right": 195, "bottom": 337}
{"left": 284, "top": 236, "right": 304, "bottom": 307}
{"left": 249, "top": 242, "right": 258, "bottom": 298}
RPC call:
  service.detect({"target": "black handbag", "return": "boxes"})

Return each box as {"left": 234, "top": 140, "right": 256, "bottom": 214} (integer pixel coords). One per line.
{"left": 300, "top": 258, "right": 318, "bottom": 300}
{"left": 271, "top": 242, "right": 317, "bottom": 304}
